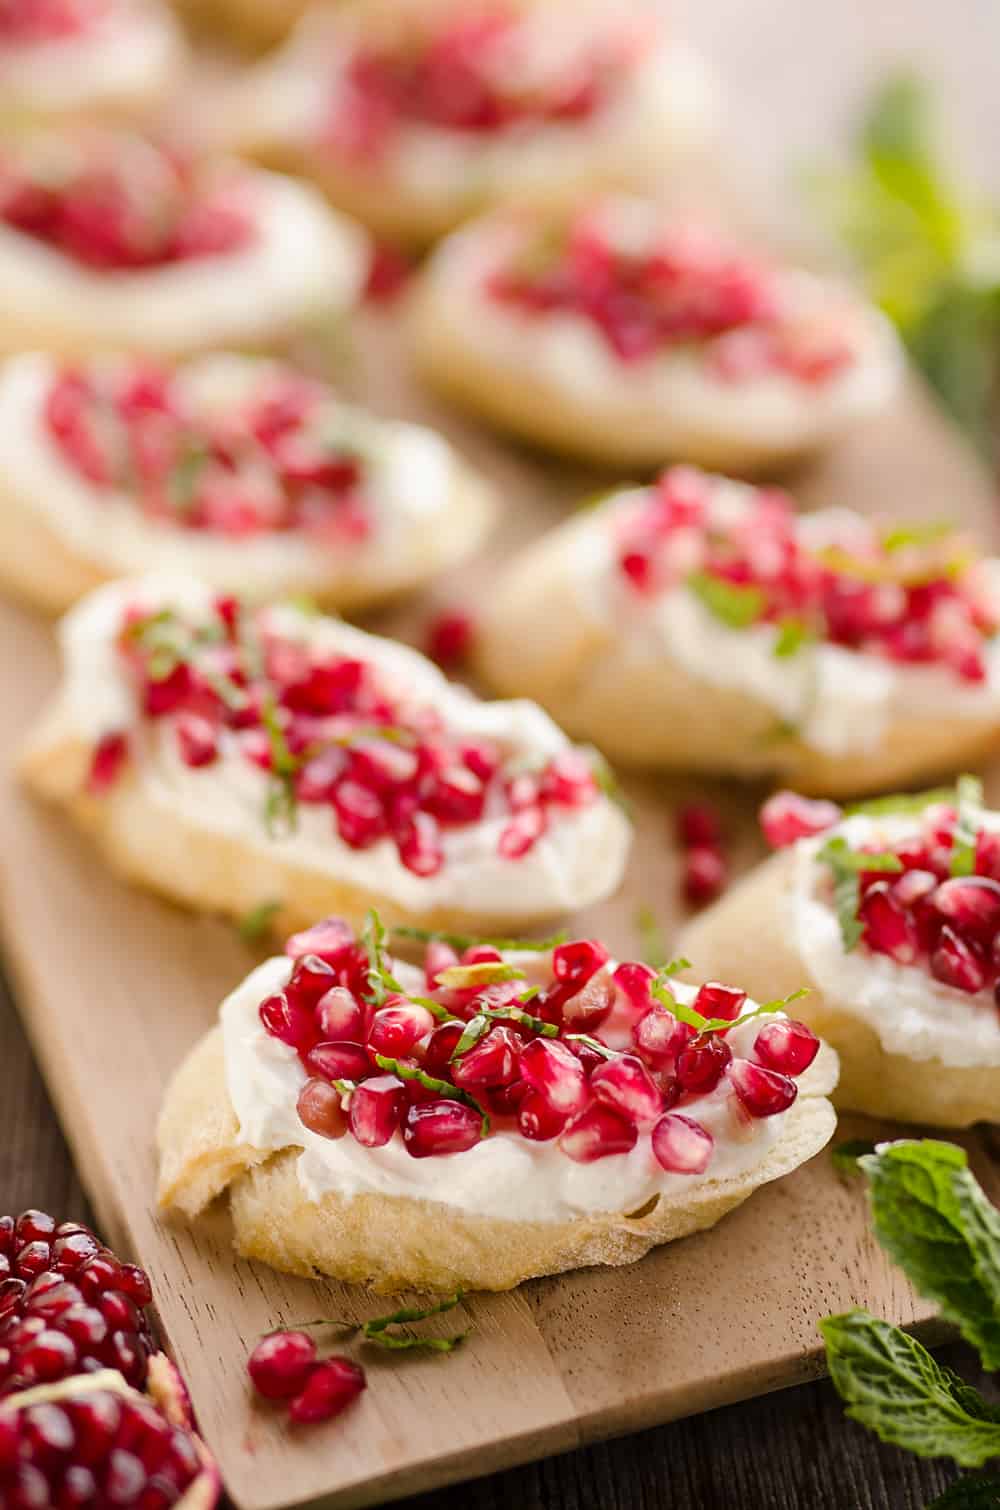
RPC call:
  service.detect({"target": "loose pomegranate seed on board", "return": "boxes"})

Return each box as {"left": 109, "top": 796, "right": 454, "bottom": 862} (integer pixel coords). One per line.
{"left": 248, "top": 1331, "right": 317, "bottom": 1400}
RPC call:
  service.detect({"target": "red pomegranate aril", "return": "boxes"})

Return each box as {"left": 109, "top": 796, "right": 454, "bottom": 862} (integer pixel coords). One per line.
{"left": 519, "top": 1038, "right": 589, "bottom": 1116}
{"left": 633, "top": 1003, "right": 692, "bottom": 1067}
{"left": 683, "top": 846, "right": 727, "bottom": 905}
{"left": 975, "top": 828, "right": 1000, "bottom": 880}
{"left": 559, "top": 1104, "right": 637, "bottom": 1163}
{"left": 753, "top": 1019, "right": 819, "bottom": 1076}
{"left": 590, "top": 1054, "right": 662, "bottom": 1125}
{"left": 552, "top": 938, "right": 609, "bottom": 988}
{"left": 399, "top": 812, "right": 445, "bottom": 876}
{"left": 450, "top": 1026, "right": 521, "bottom": 1088}
{"left": 289, "top": 1357, "right": 366, "bottom": 1425}
{"left": 859, "top": 881, "right": 919, "bottom": 964}
{"left": 498, "top": 805, "right": 546, "bottom": 859}
{"left": 17, "top": 1330, "right": 77, "bottom": 1385}
{"left": 348, "top": 1075, "right": 406, "bottom": 1147}
{"left": 517, "top": 1090, "right": 567, "bottom": 1141}
{"left": 11, "top": 1245, "right": 52, "bottom": 1281}
{"left": 297, "top": 1079, "right": 348, "bottom": 1140}
{"left": 890, "top": 868, "right": 939, "bottom": 910}
{"left": 421, "top": 1020, "right": 465, "bottom": 1077}
{"left": 331, "top": 780, "right": 386, "bottom": 848}
{"left": 560, "top": 974, "right": 615, "bottom": 1031}
{"left": 692, "top": 981, "right": 746, "bottom": 1022}
{"left": 930, "top": 926, "right": 988, "bottom": 994}
{"left": 675, "top": 1033, "right": 732, "bottom": 1093}
{"left": 676, "top": 802, "right": 721, "bottom": 848}
{"left": 175, "top": 714, "right": 218, "bottom": 768}
{"left": 426, "top": 610, "right": 474, "bottom": 669}
{"left": 403, "top": 1099, "right": 482, "bottom": 1157}
{"left": 760, "top": 791, "right": 842, "bottom": 848}
{"left": 314, "top": 986, "right": 366, "bottom": 1043}
{"left": 247, "top": 1330, "right": 317, "bottom": 1400}
{"left": 367, "top": 1002, "right": 436, "bottom": 1057}
{"left": 303, "top": 1041, "right": 369, "bottom": 1083}
{"left": 612, "top": 961, "right": 657, "bottom": 1016}
{"left": 87, "top": 731, "right": 129, "bottom": 794}
{"left": 14, "top": 1215, "right": 56, "bottom": 1248}
{"left": 286, "top": 954, "right": 337, "bottom": 1008}
{"left": 728, "top": 1058, "right": 798, "bottom": 1117}
{"left": 929, "top": 876, "right": 1000, "bottom": 943}
{"left": 651, "top": 1113, "right": 714, "bottom": 1174}
{"left": 285, "top": 917, "right": 355, "bottom": 963}
{"left": 539, "top": 749, "right": 597, "bottom": 808}
{"left": 258, "top": 992, "right": 318, "bottom": 1053}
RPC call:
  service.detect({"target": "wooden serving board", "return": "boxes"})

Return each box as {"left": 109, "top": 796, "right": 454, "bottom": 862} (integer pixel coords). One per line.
{"left": 2, "top": 312, "right": 1000, "bottom": 1510}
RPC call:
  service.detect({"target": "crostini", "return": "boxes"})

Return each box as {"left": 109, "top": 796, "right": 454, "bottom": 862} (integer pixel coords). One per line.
{"left": 476, "top": 468, "right": 1000, "bottom": 796}
{"left": 157, "top": 916, "right": 838, "bottom": 1291}
{"left": 21, "top": 576, "right": 631, "bottom": 932}
{"left": 0, "top": 0, "right": 183, "bottom": 121}
{"left": 0, "top": 125, "right": 366, "bottom": 356}
{"left": 679, "top": 782, "right": 1000, "bottom": 1127}
{"left": 0, "top": 351, "right": 492, "bottom": 613}
{"left": 216, "top": 0, "right": 717, "bottom": 245}
{"left": 409, "top": 197, "right": 900, "bottom": 467}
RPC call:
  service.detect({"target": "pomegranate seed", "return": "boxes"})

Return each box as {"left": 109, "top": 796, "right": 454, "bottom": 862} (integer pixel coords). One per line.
{"left": 86, "top": 732, "right": 129, "bottom": 794}
{"left": 590, "top": 1054, "right": 662, "bottom": 1125}
{"left": 692, "top": 982, "right": 746, "bottom": 1022}
{"left": 450, "top": 1026, "right": 520, "bottom": 1088}
{"left": 683, "top": 846, "right": 727, "bottom": 904}
{"left": 175, "top": 714, "right": 218, "bottom": 768}
{"left": 315, "top": 987, "right": 366, "bottom": 1042}
{"left": 929, "top": 877, "right": 1000, "bottom": 943}
{"left": 424, "top": 940, "right": 459, "bottom": 986}
{"left": 975, "top": 829, "right": 1000, "bottom": 879}
{"left": 421, "top": 1020, "right": 465, "bottom": 1077}
{"left": 552, "top": 939, "right": 609, "bottom": 988}
{"left": 633, "top": 1003, "right": 693, "bottom": 1067}
{"left": 498, "top": 806, "right": 546, "bottom": 859}
{"left": 258, "top": 992, "right": 318, "bottom": 1053}
{"left": 18, "top": 1329, "right": 77, "bottom": 1383}
{"left": 930, "top": 926, "right": 988, "bottom": 994}
{"left": 676, "top": 802, "right": 721, "bottom": 848}
{"left": 248, "top": 1330, "right": 317, "bottom": 1400}
{"left": 519, "top": 1038, "right": 589, "bottom": 1116}
{"left": 399, "top": 812, "right": 444, "bottom": 876}
{"left": 760, "top": 791, "right": 842, "bottom": 848}
{"left": 538, "top": 750, "right": 597, "bottom": 807}
{"left": 14, "top": 1216, "right": 55, "bottom": 1247}
{"left": 651, "top": 1113, "right": 714, "bottom": 1174}
{"left": 675, "top": 1033, "right": 732, "bottom": 1093}
{"left": 859, "top": 882, "right": 919, "bottom": 964}
{"left": 753, "top": 1019, "right": 819, "bottom": 1075}
{"left": 560, "top": 974, "right": 614, "bottom": 1031}
{"left": 303, "top": 1042, "right": 369, "bottom": 1082}
{"left": 285, "top": 917, "right": 355, "bottom": 963}
{"left": 367, "top": 1002, "right": 436, "bottom": 1057}
{"left": 517, "top": 1090, "right": 567, "bottom": 1141}
{"left": 289, "top": 1357, "right": 366, "bottom": 1425}
{"left": 297, "top": 1079, "right": 348, "bottom": 1139}
{"left": 403, "top": 1099, "right": 482, "bottom": 1157}
{"left": 348, "top": 1075, "right": 406, "bottom": 1147}
{"left": 286, "top": 955, "right": 337, "bottom": 1008}
{"left": 728, "top": 1058, "right": 798, "bottom": 1116}
{"left": 332, "top": 780, "right": 386, "bottom": 848}
{"left": 559, "top": 1105, "right": 637, "bottom": 1163}
{"left": 612, "top": 961, "right": 657, "bottom": 1016}
{"left": 426, "top": 611, "right": 474, "bottom": 669}
{"left": 890, "top": 868, "right": 938, "bottom": 909}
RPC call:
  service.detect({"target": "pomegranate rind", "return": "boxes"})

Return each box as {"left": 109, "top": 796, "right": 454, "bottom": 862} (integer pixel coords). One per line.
{"left": 473, "top": 502, "right": 1000, "bottom": 793}
{"left": 679, "top": 848, "right": 1000, "bottom": 1127}
{"left": 157, "top": 1006, "right": 838, "bottom": 1293}
{"left": 0, "top": 1365, "right": 221, "bottom": 1510}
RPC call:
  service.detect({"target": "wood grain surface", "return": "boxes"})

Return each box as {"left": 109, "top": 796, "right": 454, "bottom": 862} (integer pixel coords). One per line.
{"left": 4, "top": 2, "right": 1000, "bottom": 1507}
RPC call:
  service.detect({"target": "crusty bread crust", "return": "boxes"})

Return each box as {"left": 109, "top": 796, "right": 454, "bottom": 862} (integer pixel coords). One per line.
{"left": 0, "top": 459, "right": 493, "bottom": 616}
{"left": 157, "top": 1022, "right": 838, "bottom": 1292}
{"left": 678, "top": 849, "right": 1000, "bottom": 1127}
{"left": 474, "top": 512, "right": 1000, "bottom": 797}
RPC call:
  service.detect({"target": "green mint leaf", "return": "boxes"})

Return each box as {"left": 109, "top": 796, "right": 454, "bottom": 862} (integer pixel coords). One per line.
{"left": 167, "top": 441, "right": 209, "bottom": 513}
{"left": 847, "top": 786, "right": 959, "bottom": 818}
{"left": 360, "top": 909, "right": 405, "bottom": 1007}
{"left": 859, "top": 1140, "right": 1000, "bottom": 1370}
{"left": 362, "top": 1330, "right": 468, "bottom": 1352}
{"left": 435, "top": 962, "right": 526, "bottom": 991}
{"left": 926, "top": 1474, "right": 1000, "bottom": 1509}
{"left": 773, "top": 617, "right": 814, "bottom": 658}
{"left": 237, "top": 900, "right": 283, "bottom": 942}
{"left": 817, "top": 836, "right": 903, "bottom": 951}
{"left": 820, "top": 1310, "right": 1000, "bottom": 1466}
{"left": 951, "top": 774, "right": 984, "bottom": 877}
{"left": 650, "top": 975, "right": 806, "bottom": 1036}
{"left": 881, "top": 520, "right": 955, "bottom": 552}
{"left": 687, "top": 570, "right": 764, "bottom": 629}
{"left": 362, "top": 1292, "right": 463, "bottom": 1333}
{"left": 260, "top": 693, "right": 299, "bottom": 837}
{"left": 481, "top": 1002, "right": 557, "bottom": 1037}
{"left": 635, "top": 904, "right": 669, "bottom": 969}
{"left": 392, "top": 925, "right": 569, "bottom": 953}
{"left": 660, "top": 956, "right": 691, "bottom": 979}
{"left": 372, "top": 1053, "right": 490, "bottom": 1136}
{"left": 564, "top": 1033, "right": 617, "bottom": 1061}
{"left": 832, "top": 1139, "right": 878, "bottom": 1176}
{"left": 449, "top": 1014, "right": 490, "bottom": 1061}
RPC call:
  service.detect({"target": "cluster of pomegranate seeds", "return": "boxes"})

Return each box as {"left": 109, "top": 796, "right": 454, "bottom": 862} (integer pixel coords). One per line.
{"left": 614, "top": 468, "right": 997, "bottom": 683}
{"left": 0, "top": 1212, "right": 155, "bottom": 1398}
{"left": 324, "top": 9, "right": 647, "bottom": 160}
{"left": 0, "top": 1382, "right": 204, "bottom": 1509}
{"left": 675, "top": 801, "right": 727, "bottom": 906}
{"left": 489, "top": 210, "right": 854, "bottom": 378}
{"left": 45, "top": 359, "right": 373, "bottom": 541}
{"left": 0, "top": 131, "right": 254, "bottom": 272}
{"left": 0, "top": 0, "right": 105, "bottom": 42}
{"left": 247, "top": 1332, "right": 364, "bottom": 1426}
{"left": 268, "top": 914, "right": 820, "bottom": 1170}
{"left": 91, "top": 593, "right": 599, "bottom": 875}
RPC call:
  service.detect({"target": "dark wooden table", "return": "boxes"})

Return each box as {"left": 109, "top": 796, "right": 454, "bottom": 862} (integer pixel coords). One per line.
{"left": 4, "top": 2, "right": 999, "bottom": 1505}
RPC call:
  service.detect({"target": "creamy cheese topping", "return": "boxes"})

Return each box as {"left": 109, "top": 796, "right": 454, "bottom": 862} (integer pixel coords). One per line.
{"left": 571, "top": 483, "right": 1000, "bottom": 757}
{"left": 425, "top": 212, "right": 900, "bottom": 450}
{"left": 0, "top": 353, "right": 486, "bottom": 596}
{"left": 790, "top": 813, "right": 1000, "bottom": 1068}
{"left": 56, "top": 575, "right": 632, "bottom": 918}
{"left": 0, "top": 1, "right": 181, "bottom": 115}
{"left": 0, "top": 170, "right": 366, "bottom": 355}
{"left": 221, "top": 954, "right": 795, "bottom": 1223}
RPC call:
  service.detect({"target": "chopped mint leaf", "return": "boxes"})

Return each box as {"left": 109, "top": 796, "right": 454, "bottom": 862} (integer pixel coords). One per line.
{"left": 951, "top": 774, "right": 984, "bottom": 877}
{"left": 167, "top": 441, "right": 209, "bottom": 513}
{"left": 260, "top": 693, "right": 299, "bottom": 836}
{"left": 687, "top": 570, "right": 764, "bottom": 629}
{"left": 564, "top": 1033, "right": 617, "bottom": 1061}
{"left": 847, "top": 786, "right": 959, "bottom": 817}
{"left": 363, "top": 1292, "right": 463, "bottom": 1334}
{"left": 237, "top": 900, "right": 282, "bottom": 942}
{"left": 926, "top": 1475, "right": 1000, "bottom": 1509}
{"left": 372, "top": 1053, "right": 489, "bottom": 1136}
{"left": 831, "top": 1139, "right": 877, "bottom": 1175}
{"left": 635, "top": 904, "right": 669, "bottom": 969}
{"left": 651, "top": 975, "right": 807, "bottom": 1035}
{"left": 882, "top": 520, "right": 955, "bottom": 552}
{"left": 773, "top": 617, "right": 814, "bottom": 658}
{"left": 435, "top": 962, "right": 526, "bottom": 991}
{"left": 449, "top": 1014, "right": 489, "bottom": 1061}
{"left": 858, "top": 1140, "right": 1000, "bottom": 1371}
{"left": 291, "top": 1292, "right": 468, "bottom": 1354}
{"left": 481, "top": 1001, "right": 557, "bottom": 1037}
{"left": 360, "top": 909, "right": 405, "bottom": 1007}
{"left": 820, "top": 1310, "right": 1000, "bottom": 1466}
{"left": 817, "top": 836, "right": 903, "bottom": 951}
{"left": 392, "top": 925, "right": 569, "bottom": 953}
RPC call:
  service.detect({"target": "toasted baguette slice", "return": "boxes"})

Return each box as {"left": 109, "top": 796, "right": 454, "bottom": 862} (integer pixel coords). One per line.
{"left": 0, "top": 352, "right": 492, "bottom": 615}
{"left": 157, "top": 934, "right": 839, "bottom": 1292}
{"left": 21, "top": 576, "right": 631, "bottom": 934}
{"left": 212, "top": 1, "right": 716, "bottom": 246}
{"left": 409, "top": 200, "right": 900, "bottom": 468}
{"left": 679, "top": 846, "right": 1000, "bottom": 1128}
{"left": 476, "top": 474, "right": 1000, "bottom": 797}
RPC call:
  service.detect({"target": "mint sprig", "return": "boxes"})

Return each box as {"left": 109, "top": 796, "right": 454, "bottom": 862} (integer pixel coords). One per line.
{"left": 951, "top": 774, "right": 984, "bottom": 877}
{"left": 831, "top": 1139, "right": 877, "bottom": 1176}
{"left": 773, "top": 617, "right": 814, "bottom": 659}
{"left": 846, "top": 785, "right": 960, "bottom": 818}
{"left": 293, "top": 1292, "right": 467, "bottom": 1354}
{"left": 372, "top": 1053, "right": 489, "bottom": 1137}
{"left": 687, "top": 570, "right": 764, "bottom": 629}
{"left": 360, "top": 909, "right": 405, "bottom": 1007}
{"left": 927, "top": 1476, "right": 1000, "bottom": 1508}
{"left": 237, "top": 899, "right": 283, "bottom": 942}
{"left": 650, "top": 974, "right": 807, "bottom": 1036}
{"left": 820, "top": 1310, "right": 1000, "bottom": 1467}
{"left": 817, "top": 836, "right": 903, "bottom": 950}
